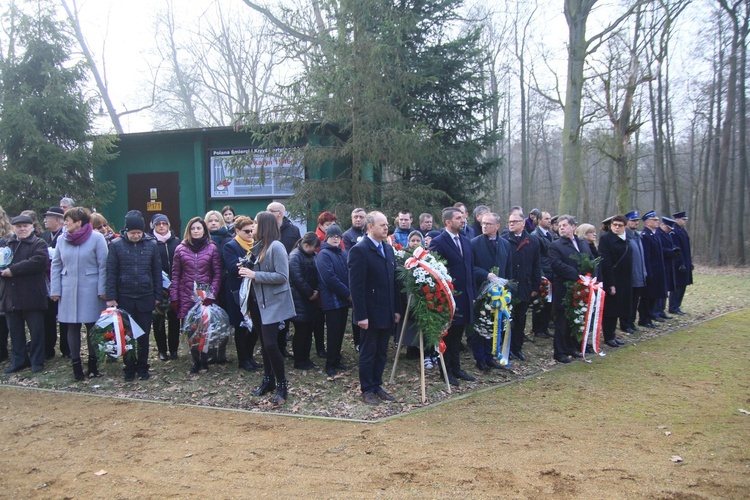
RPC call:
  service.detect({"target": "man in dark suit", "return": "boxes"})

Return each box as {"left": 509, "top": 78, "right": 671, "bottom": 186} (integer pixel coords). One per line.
{"left": 532, "top": 211, "right": 555, "bottom": 339}
{"left": 669, "top": 211, "right": 692, "bottom": 315}
{"left": 503, "top": 211, "right": 542, "bottom": 361}
{"left": 549, "top": 215, "right": 594, "bottom": 363}
{"left": 639, "top": 211, "right": 668, "bottom": 326}
{"left": 471, "top": 212, "right": 512, "bottom": 370}
{"left": 624, "top": 210, "right": 651, "bottom": 331}
{"left": 348, "top": 211, "right": 401, "bottom": 405}
{"left": 429, "top": 207, "right": 476, "bottom": 386}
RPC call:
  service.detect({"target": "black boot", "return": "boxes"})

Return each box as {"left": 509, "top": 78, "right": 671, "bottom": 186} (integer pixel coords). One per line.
{"left": 72, "top": 359, "right": 85, "bottom": 381}
{"left": 235, "top": 328, "right": 255, "bottom": 371}
{"left": 190, "top": 351, "right": 200, "bottom": 373}
{"left": 272, "top": 380, "right": 288, "bottom": 406}
{"left": 252, "top": 374, "right": 276, "bottom": 396}
{"left": 86, "top": 357, "right": 100, "bottom": 378}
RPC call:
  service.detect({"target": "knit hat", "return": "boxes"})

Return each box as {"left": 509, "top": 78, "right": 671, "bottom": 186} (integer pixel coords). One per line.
{"left": 325, "top": 223, "right": 343, "bottom": 239}
{"left": 44, "top": 207, "right": 65, "bottom": 218}
{"left": 124, "top": 213, "right": 145, "bottom": 232}
{"left": 151, "top": 213, "right": 170, "bottom": 227}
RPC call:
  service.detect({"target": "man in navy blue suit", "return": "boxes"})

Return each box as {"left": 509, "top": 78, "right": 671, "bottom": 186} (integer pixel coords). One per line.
{"left": 348, "top": 211, "right": 401, "bottom": 405}
{"left": 429, "top": 207, "right": 477, "bottom": 386}
{"left": 471, "top": 212, "right": 512, "bottom": 371}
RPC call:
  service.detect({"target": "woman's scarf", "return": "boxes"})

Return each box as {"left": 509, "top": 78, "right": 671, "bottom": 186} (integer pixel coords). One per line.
{"left": 233, "top": 234, "right": 253, "bottom": 253}
{"left": 185, "top": 235, "right": 209, "bottom": 253}
{"left": 65, "top": 223, "right": 93, "bottom": 246}
{"left": 210, "top": 226, "right": 229, "bottom": 246}
{"left": 154, "top": 230, "right": 171, "bottom": 244}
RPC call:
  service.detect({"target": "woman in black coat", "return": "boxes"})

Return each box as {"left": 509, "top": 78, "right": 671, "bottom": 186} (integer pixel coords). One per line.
{"left": 223, "top": 216, "right": 262, "bottom": 371}
{"left": 598, "top": 215, "right": 633, "bottom": 346}
{"left": 288, "top": 232, "right": 320, "bottom": 369}
{"left": 151, "top": 214, "right": 181, "bottom": 361}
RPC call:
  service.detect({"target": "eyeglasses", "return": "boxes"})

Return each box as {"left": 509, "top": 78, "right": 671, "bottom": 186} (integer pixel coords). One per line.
{"left": 154, "top": 221, "right": 168, "bottom": 226}
{"left": 481, "top": 222, "right": 498, "bottom": 226}
{"left": 241, "top": 229, "right": 253, "bottom": 234}
{"left": 508, "top": 219, "right": 524, "bottom": 224}
{"left": 611, "top": 223, "right": 625, "bottom": 228}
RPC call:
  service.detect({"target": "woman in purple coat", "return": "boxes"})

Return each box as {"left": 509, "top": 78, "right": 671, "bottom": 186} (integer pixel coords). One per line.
{"left": 170, "top": 217, "right": 222, "bottom": 373}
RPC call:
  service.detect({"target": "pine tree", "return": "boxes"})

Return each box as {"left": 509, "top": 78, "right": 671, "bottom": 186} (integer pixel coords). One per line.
{"left": 246, "top": 0, "right": 499, "bottom": 221}
{"left": 0, "top": 0, "right": 116, "bottom": 217}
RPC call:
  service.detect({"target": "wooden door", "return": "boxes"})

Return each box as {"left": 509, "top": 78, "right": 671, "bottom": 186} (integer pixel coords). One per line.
{"left": 127, "top": 172, "right": 181, "bottom": 235}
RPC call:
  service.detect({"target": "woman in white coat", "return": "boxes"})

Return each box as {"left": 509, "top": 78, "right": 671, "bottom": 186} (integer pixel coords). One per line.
{"left": 50, "top": 207, "right": 108, "bottom": 381}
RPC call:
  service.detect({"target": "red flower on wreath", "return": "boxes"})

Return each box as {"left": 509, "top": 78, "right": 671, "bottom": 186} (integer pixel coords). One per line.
{"left": 425, "top": 293, "right": 434, "bottom": 301}
{"left": 422, "top": 285, "right": 430, "bottom": 294}
{"left": 427, "top": 302, "right": 435, "bottom": 310}
{"left": 437, "top": 305, "right": 444, "bottom": 312}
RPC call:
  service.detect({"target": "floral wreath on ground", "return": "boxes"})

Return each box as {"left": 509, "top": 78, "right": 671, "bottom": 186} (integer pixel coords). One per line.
{"left": 182, "top": 283, "right": 231, "bottom": 356}
{"left": 396, "top": 246, "right": 455, "bottom": 352}
{"left": 562, "top": 254, "right": 603, "bottom": 341}
{"left": 531, "top": 276, "right": 550, "bottom": 314}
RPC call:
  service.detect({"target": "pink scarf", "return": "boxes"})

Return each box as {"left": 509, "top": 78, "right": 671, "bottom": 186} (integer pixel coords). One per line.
{"left": 154, "top": 231, "right": 171, "bottom": 243}
{"left": 65, "top": 223, "right": 93, "bottom": 246}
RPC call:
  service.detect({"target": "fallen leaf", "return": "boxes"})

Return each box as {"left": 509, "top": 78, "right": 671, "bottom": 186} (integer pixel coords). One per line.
{"left": 670, "top": 455, "right": 683, "bottom": 463}
{"left": 739, "top": 409, "right": 749, "bottom": 415}
{"left": 94, "top": 470, "right": 108, "bottom": 476}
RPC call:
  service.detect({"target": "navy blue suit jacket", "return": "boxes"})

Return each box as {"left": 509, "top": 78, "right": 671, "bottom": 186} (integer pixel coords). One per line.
{"left": 348, "top": 236, "right": 398, "bottom": 330}
{"left": 471, "top": 234, "right": 512, "bottom": 285}
{"left": 429, "top": 229, "right": 475, "bottom": 325}
{"left": 549, "top": 235, "right": 593, "bottom": 310}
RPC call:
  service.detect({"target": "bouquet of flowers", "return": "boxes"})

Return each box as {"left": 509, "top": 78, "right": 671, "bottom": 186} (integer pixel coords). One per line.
{"left": 474, "top": 271, "right": 514, "bottom": 365}
{"left": 397, "top": 247, "right": 455, "bottom": 352}
{"left": 562, "top": 254, "right": 605, "bottom": 355}
{"left": 531, "top": 277, "right": 550, "bottom": 314}
{"left": 89, "top": 307, "right": 145, "bottom": 364}
{"left": 237, "top": 252, "right": 256, "bottom": 330}
{"left": 154, "top": 271, "right": 172, "bottom": 317}
{"left": 0, "top": 246, "right": 12, "bottom": 270}
{"left": 182, "top": 283, "right": 231, "bottom": 359}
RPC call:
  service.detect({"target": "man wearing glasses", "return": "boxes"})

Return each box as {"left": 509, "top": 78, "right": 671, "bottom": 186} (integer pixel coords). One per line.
{"left": 503, "top": 211, "right": 542, "bottom": 362}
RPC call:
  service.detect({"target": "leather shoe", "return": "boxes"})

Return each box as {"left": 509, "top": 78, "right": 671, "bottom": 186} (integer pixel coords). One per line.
{"left": 605, "top": 340, "right": 619, "bottom": 348}
{"left": 361, "top": 391, "right": 380, "bottom": 405}
{"left": 661, "top": 314, "right": 672, "bottom": 319}
{"left": 510, "top": 351, "right": 526, "bottom": 362}
{"left": 4, "top": 362, "right": 30, "bottom": 374}
{"left": 554, "top": 355, "right": 572, "bottom": 364}
{"left": 487, "top": 358, "right": 504, "bottom": 369}
{"left": 675, "top": 309, "right": 686, "bottom": 316}
{"left": 524, "top": 334, "right": 535, "bottom": 343}
{"left": 317, "top": 349, "right": 327, "bottom": 358}
{"left": 570, "top": 351, "right": 583, "bottom": 358}
{"left": 333, "top": 361, "right": 348, "bottom": 371}
{"left": 476, "top": 361, "right": 490, "bottom": 372}
{"left": 326, "top": 367, "right": 337, "bottom": 376}
{"left": 454, "top": 369, "right": 476, "bottom": 382}
{"left": 375, "top": 389, "right": 396, "bottom": 402}
{"left": 652, "top": 317, "right": 665, "bottom": 323}
{"left": 281, "top": 348, "right": 293, "bottom": 358}
{"left": 443, "top": 372, "right": 459, "bottom": 386}
{"left": 639, "top": 322, "right": 656, "bottom": 328}
{"left": 615, "top": 338, "right": 625, "bottom": 345}
{"left": 535, "top": 332, "right": 554, "bottom": 339}
{"left": 624, "top": 328, "right": 636, "bottom": 335}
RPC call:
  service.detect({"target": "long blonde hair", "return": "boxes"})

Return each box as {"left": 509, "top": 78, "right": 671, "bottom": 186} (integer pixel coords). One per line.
{"left": 0, "top": 205, "right": 12, "bottom": 240}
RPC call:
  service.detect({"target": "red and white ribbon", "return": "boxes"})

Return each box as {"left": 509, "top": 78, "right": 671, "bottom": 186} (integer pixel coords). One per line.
{"left": 579, "top": 275, "right": 606, "bottom": 359}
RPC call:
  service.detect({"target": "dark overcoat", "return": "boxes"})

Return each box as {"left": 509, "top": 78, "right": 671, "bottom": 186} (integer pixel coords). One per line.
{"left": 471, "top": 234, "right": 513, "bottom": 285}
{"left": 503, "top": 230, "right": 542, "bottom": 302}
{"left": 348, "top": 236, "right": 398, "bottom": 330}
{"left": 640, "top": 227, "right": 667, "bottom": 299}
{"left": 429, "top": 230, "right": 476, "bottom": 325}
{"left": 598, "top": 231, "right": 633, "bottom": 319}
{"left": 0, "top": 234, "right": 49, "bottom": 312}
{"left": 671, "top": 225, "right": 693, "bottom": 287}
{"left": 548, "top": 235, "right": 594, "bottom": 310}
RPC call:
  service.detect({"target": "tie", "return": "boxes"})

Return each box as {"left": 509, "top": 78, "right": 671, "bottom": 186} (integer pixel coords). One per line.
{"left": 378, "top": 242, "right": 385, "bottom": 258}
{"left": 454, "top": 235, "right": 463, "bottom": 256}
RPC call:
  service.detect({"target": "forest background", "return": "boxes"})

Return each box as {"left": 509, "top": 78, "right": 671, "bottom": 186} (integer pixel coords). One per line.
{"left": 0, "top": 0, "right": 747, "bottom": 266}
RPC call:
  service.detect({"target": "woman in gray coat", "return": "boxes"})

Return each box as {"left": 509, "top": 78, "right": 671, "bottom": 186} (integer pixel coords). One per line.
{"left": 50, "top": 207, "right": 108, "bottom": 381}
{"left": 239, "top": 211, "right": 295, "bottom": 406}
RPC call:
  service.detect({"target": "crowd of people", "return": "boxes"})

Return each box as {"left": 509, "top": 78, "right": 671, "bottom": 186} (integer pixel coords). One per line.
{"left": 0, "top": 198, "right": 693, "bottom": 406}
